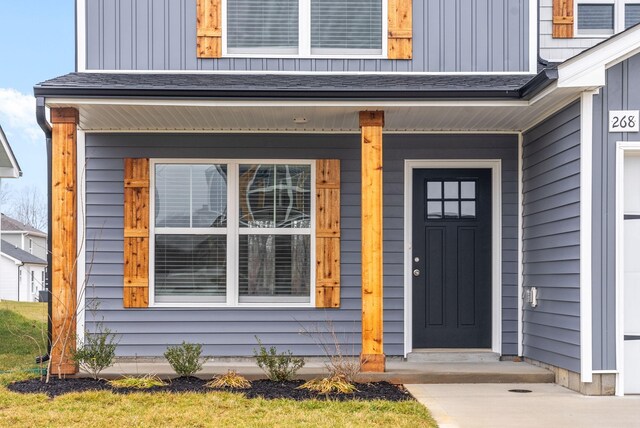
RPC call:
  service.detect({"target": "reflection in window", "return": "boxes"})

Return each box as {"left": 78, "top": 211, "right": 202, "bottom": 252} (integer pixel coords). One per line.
{"left": 426, "top": 180, "right": 477, "bottom": 220}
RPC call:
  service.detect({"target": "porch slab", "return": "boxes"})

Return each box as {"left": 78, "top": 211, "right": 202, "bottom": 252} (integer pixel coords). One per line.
{"left": 90, "top": 359, "right": 554, "bottom": 384}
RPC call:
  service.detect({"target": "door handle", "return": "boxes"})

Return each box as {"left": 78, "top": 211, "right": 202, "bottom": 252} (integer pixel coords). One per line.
{"left": 413, "top": 269, "right": 421, "bottom": 277}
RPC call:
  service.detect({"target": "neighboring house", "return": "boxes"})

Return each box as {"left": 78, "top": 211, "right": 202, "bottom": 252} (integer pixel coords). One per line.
{"left": 34, "top": 0, "right": 640, "bottom": 396}
{"left": 0, "top": 214, "right": 48, "bottom": 302}
{"left": 0, "top": 240, "right": 47, "bottom": 302}
{"left": 0, "top": 127, "right": 23, "bottom": 300}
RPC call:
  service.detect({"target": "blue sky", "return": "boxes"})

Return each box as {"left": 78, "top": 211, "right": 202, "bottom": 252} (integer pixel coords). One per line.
{"left": 0, "top": 1, "right": 75, "bottom": 200}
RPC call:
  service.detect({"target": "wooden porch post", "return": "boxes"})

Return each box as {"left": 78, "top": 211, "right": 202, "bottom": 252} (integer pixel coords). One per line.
{"left": 50, "top": 108, "right": 79, "bottom": 375}
{"left": 359, "top": 111, "right": 385, "bottom": 372}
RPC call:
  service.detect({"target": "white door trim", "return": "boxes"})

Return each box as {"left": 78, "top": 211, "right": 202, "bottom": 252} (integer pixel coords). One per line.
{"left": 403, "top": 159, "right": 503, "bottom": 356}
{"left": 614, "top": 140, "right": 640, "bottom": 396}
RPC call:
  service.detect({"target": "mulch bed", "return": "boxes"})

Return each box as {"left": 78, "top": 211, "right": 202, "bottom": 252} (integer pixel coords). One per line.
{"left": 7, "top": 377, "right": 413, "bottom": 401}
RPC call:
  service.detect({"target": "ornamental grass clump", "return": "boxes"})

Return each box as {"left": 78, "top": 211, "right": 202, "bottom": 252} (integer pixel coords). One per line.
{"left": 253, "top": 337, "right": 305, "bottom": 382}
{"left": 206, "top": 370, "right": 251, "bottom": 389}
{"left": 298, "top": 375, "right": 358, "bottom": 395}
{"left": 71, "top": 324, "right": 119, "bottom": 380}
{"left": 109, "top": 374, "right": 166, "bottom": 389}
{"left": 164, "top": 342, "right": 208, "bottom": 377}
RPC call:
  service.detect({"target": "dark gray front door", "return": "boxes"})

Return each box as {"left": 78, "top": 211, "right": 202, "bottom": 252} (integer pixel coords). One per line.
{"left": 412, "top": 169, "right": 492, "bottom": 348}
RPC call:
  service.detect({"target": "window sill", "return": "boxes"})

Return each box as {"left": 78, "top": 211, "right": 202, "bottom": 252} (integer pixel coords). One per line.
{"left": 149, "top": 302, "right": 315, "bottom": 309}
{"left": 221, "top": 53, "right": 388, "bottom": 60}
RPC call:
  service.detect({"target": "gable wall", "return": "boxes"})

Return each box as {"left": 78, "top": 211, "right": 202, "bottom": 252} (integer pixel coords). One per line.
{"left": 85, "top": 0, "right": 530, "bottom": 72}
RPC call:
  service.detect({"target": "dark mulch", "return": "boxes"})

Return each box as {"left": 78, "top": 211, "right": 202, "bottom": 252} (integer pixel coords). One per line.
{"left": 7, "top": 377, "right": 413, "bottom": 401}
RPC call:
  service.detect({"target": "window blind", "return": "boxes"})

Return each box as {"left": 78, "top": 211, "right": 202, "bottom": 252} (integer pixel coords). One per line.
{"left": 155, "top": 235, "right": 227, "bottom": 302}
{"left": 577, "top": 4, "right": 615, "bottom": 33}
{"left": 626, "top": 4, "right": 640, "bottom": 29}
{"left": 227, "top": 0, "right": 299, "bottom": 53}
{"left": 311, "top": 0, "right": 382, "bottom": 53}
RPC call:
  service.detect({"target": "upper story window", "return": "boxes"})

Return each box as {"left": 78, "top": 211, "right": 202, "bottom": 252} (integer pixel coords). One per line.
{"left": 225, "top": 0, "right": 383, "bottom": 57}
{"left": 577, "top": 0, "right": 640, "bottom": 36}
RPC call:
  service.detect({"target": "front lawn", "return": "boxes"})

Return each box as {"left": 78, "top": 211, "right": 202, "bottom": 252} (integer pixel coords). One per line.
{"left": 0, "top": 302, "right": 47, "bottom": 371}
{"left": 0, "top": 302, "right": 437, "bottom": 427}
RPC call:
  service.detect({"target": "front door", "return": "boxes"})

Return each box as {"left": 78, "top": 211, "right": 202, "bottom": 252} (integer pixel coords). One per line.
{"left": 412, "top": 169, "right": 492, "bottom": 348}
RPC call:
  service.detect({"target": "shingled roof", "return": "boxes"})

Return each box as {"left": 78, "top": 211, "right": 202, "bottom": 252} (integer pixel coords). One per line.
{"left": 1, "top": 240, "right": 47, "bottom": 265}
{"left": 34, "top": 70, "right": 557, "bottom": 100}
{"left": 1, "top": 213, "right": 46, "bottom": 236}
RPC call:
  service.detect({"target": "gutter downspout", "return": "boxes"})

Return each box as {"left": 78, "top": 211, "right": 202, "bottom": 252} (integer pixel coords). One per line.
{"left": 36, "top": 97, "right": 52, "bottom": 361}
{"left": 538, "top": 0, "right": 549, "bottom": 67}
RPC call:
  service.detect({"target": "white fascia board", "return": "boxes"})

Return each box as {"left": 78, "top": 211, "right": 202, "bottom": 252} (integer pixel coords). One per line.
{"left": 0, "top": 252, "right": 23, "bottom": 266}
{"left": 558, "top": 25, "right": 640, "bottom": 88}
{"left": 0, "top": 128, "right": 21, "bottom": 178}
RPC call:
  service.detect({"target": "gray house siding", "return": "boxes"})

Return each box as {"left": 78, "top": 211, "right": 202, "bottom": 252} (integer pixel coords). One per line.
{"left": 522, "top": 101, "right": 581, "bottom": 373}
{"left": 591, "top": 53, "right": 640, "bottom": 371}
{"left": 84, "top": 133, "right": 518, "bottom": 356}
{"left": 85, "top": 0, "right": 530, "bottom": 73}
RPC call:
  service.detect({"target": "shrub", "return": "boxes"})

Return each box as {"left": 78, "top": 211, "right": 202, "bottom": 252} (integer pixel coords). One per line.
{"left": 298, "top": 320, "right": 362, "bottom": 383}
{"left": 298, "top": 375, "right": 358, "bottom": 395}
{"left": 72, "top": 325, "right": 118, "bottom": 380}
{"left": 109, "top": 374, "right": 165, "bottom": 389}
{"left": 253, "top": 337, "right": 305, "bottom": 382}
{"left": 164, "top": 342, "right": 208, "bottom": 377}
{"left": 206, "top": 370, "right": 251, "bottom": 389}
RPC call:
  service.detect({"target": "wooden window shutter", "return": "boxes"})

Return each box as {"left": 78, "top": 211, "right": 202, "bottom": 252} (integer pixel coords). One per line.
{"left": 123, "top": 158, "right": 150, "bottom": 308}
{"left": 388, "top": 0, "right": 412, "bottom": 59}
{"left": 316, "top": 159, "right": 341, "bottom": 308}
{"left": 197, "top": 0, "right": 222, "bottom": 58}
{"left": 553, "top": 0, "right": 574, "bottom": 38}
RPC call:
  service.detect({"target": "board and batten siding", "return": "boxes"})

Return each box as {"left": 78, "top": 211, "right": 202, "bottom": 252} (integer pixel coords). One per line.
{"left": 85, "top": 0, "right": 530, "bottom": 73}
{"left": 84, "top": 133, "right": 518, "bottom": 356}
{"left": 591, "top": 52, "right": 640, "bottom": 371}
{"left": 522, "top": 101, "right": 581, "bottom": 373}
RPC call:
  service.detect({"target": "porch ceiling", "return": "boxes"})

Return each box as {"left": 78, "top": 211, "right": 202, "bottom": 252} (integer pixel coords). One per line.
{"left": 46, "top": 86, "right": 581, "bottom": 133}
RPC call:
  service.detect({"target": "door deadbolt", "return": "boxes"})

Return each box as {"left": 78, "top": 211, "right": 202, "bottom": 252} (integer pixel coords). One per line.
{"left": 413, "top": 269, "right": 420, "bottom": 277}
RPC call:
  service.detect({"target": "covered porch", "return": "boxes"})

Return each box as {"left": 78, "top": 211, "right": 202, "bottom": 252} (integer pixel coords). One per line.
{"left": 36, "top": 71, "right": 588, "bottom": 376}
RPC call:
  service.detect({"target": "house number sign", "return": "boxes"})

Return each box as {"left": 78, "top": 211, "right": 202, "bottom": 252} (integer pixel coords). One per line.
{"left": 609, "top": 110, "right": 639, "bottom": 133}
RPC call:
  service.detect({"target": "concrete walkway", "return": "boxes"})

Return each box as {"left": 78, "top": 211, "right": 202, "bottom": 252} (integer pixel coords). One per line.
{"left": 406, "top": 383, "right": 640, "bottom": 428}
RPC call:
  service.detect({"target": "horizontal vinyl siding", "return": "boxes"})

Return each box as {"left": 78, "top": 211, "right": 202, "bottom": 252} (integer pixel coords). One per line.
{"left": 591, "top": 53, "right": 640, "bottom": 371}
{"left": 522, "top": 101, "right": 581, "bottom": 373}
{"left": 84, "top": 133, "right": 517, "bottom": 357}
{"left": 85, "top": 0, "right": 530, "bottom": 72}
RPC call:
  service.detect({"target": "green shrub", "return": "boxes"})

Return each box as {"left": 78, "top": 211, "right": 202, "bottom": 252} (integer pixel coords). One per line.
{"left": 253, "top": 337, "right": 305, "bottom": 382}
{"left": 164, "top": 342, "right": 208, "bottom": 377}
{"left": 72, "top": 326, "right": 118, "bottom": 380}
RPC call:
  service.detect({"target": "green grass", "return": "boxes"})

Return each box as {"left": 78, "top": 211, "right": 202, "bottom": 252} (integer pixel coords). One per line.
{"left": 0, "top": 304, "right": 47, "bottom": 372}
{"left": 0, "top": 302, "right": 438, "bottom": 428}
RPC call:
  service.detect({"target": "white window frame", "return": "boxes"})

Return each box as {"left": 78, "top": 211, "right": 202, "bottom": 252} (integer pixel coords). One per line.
{"left": 575, "top": 0, "right": 640, "bottom": 37}
{"left": 149, "top": 158, "right": 316, "bottom": 308}
{"left": 221, "top": 0, "right": 388, "bottom": 59}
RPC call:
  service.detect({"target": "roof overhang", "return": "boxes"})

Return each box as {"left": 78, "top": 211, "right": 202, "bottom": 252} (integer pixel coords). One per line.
{"left": 35, "top": 70, "right": 583, "bottom": 133}
{"left": 558, "top": 22, "right": 640, "bottom": 88}
{"left": 0, "top": 126, "right": 21, "bottom": 178}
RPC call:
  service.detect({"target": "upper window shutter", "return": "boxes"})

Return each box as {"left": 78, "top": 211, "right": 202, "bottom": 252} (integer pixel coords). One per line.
{"left": 124, "top": 158, "right": 150, "bottom": 308}
{"left": 316, "top": 159, "right": 341, "bottom": 308}
{"left": 553, "top": 0, "right": 574, "bottom": 38}
{"left": 197, "top": 0, "right": 222, "bottom": 58}
{"left": 388, "top": 0, "right": 412, "bottom": 59}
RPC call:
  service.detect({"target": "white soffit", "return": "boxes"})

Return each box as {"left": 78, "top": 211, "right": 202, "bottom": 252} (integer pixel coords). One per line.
{"left": 0, "top": 126, "right": 21, "bottom": 178}
{"left": 47, "top": 88, "right": 581, "bottom": 133}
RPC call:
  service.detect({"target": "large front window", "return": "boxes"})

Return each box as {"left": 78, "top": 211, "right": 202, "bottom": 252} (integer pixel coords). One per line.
{"left": 225, "top": 0, "right": 384, "bottom": 56}
{"left": 151, "top": 160, "right": 314, "bottom": 306}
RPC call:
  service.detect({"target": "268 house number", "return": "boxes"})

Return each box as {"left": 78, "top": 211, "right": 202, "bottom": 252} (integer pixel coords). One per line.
{"left": 609, "top": 110, "right": 640, "bottom": 133}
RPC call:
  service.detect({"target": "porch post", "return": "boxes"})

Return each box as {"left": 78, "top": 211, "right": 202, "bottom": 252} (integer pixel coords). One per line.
{"left": 359, "top": 111, "right": 385, "bottom": 372}
{"left": 50, "top": 108, "right": 79, "bottom": 375}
